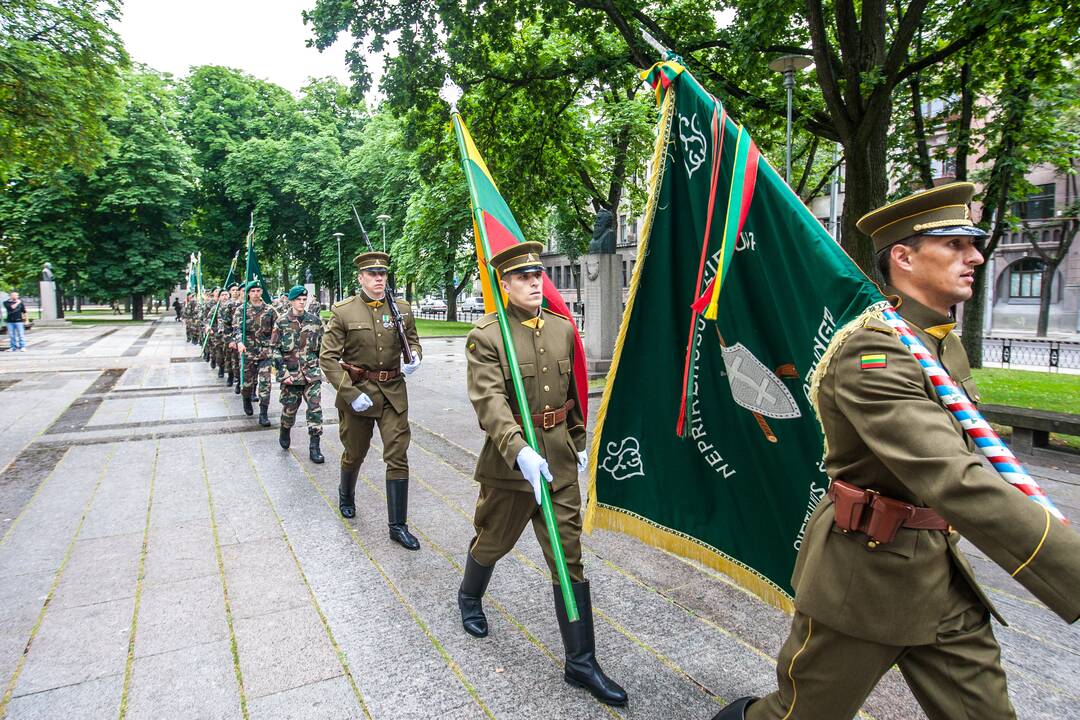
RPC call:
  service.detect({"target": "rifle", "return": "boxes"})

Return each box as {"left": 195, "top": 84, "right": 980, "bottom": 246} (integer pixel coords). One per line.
{"left": 351, "top": 205, "right": 414, "bottom": 364}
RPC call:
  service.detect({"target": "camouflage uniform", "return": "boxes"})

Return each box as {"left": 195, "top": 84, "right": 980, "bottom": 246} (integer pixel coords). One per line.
{"left": 234, "top": 301, "right": 275, "bottom": 404}
{"left": 216, "top": 294, "right": 236, "bottom": 381}
{"left": 211, "top": 296, "right": 228, "bottom": 372}
{"left": 183, "top": 298, "right": 196, "bottom": 342}
{"left": 271, "top": 307, "right": 324, "bottom": 436}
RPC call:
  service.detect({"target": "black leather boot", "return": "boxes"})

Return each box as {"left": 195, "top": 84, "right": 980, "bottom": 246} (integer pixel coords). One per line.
{"left": 226, "top": 372, "right": 234, "bottom": 387}
{"left": 234, "top": 380, "right": 242, "bottom": 395}
{"left": 217, "top": 365, "right": 224, "bottom": 378}
{"left": 386, "top": 479, "right": 420, "bottom": 550}
{"left": 554, "top": 581, "right": 628, "bottom": 707}
{"left": 210, "top": 353, "right": 216, "bottom": 369}
{"left": 279, "top": 426, "right": 291, "bottom": 449}
{"left": 710, "top": 698, "right": 756, "bottom": 719}
{"left": 458, "top": 553, "right": 494, "bottom": 638}
{"left": 309, "top": 435, "right": 324, "bottom": 464}
{"left": 339, "top": 468, "right": 358, "bottom": 518}
{"left": 258, "top": 401, "right": 270, "bottom": 427}
{"left": 242, "top": 395, "right": 254, "bottom": 416}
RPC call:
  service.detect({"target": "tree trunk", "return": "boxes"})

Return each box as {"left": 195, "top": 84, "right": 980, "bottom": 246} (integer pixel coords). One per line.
{"left": 444, "top": 267, "right": 457, "bottom": 323}
{"left": 405, "top": 280, "right": 414, "bottom": 303}
{"left": 75, "top": 295, "right": 83, "bottom": 312}
{"left": 839, "top": 125, "right": 888, "bottom": 279}
{"left": 131, "top": 293, "right": 144, "bottom": 321}
{"left": 1035, "top": 261, "right": 1055, "bottom": 337}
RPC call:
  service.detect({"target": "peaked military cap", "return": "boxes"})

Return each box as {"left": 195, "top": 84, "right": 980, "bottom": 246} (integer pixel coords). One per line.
{"left": 491, "top": 241, "right": 545, "bottom": 276}
{"left": 287, "top": 284, "right": 308, "bottom": 301}
{"left": 353, "top": 251, "right": 390, "bottom": 272}
{"left": 857, "top": 182, "right": 989, "bottom": 252}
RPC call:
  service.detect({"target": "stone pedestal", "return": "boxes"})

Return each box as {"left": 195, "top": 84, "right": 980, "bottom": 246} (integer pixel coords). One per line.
{"left": 582, "top": 253, "right": 621, "bottom": 375}
{"left": 35, "top": 280, "right": 70, "bottom": 326}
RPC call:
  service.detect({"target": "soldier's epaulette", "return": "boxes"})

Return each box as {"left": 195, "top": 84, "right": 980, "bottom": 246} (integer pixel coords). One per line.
{"left": 331, "top": 296, "right": 355, "bottom": 310}
{"left": 475, "top": 312, "right": 498, "bottom": 329}
{"left": 862, "top": 317, "right": 898, "bottom": 336}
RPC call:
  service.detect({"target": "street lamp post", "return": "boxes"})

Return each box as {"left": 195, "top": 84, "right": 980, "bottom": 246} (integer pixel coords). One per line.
{"left": 332, "top": 232, "right": 344, "bottom": 302}
{"left": 377, "top": 214, "right": 391, "bottom": 253}
{"left": 767, "top": 54, "right": 813, "bottom": 184}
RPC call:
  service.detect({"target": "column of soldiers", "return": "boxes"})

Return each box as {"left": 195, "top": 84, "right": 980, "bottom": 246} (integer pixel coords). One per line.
{"left": 170, "top": 184, "right": 1080, "bottom": 718}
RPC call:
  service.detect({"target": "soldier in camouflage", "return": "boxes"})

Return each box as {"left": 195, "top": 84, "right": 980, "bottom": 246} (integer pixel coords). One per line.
{"left": 210, "top": 288, "right": 227, "bottom": 378}
{"left": 217, "top": 283, "right": 239, "bottom": 387}
{"left": 183, "top": 293, "right": 197, "bottom": 343}
{"left": 271, "top": 285, "right": 325, "bottom": 463}
{"left": 234, "top": 281, "right": 276, "bottom": 425}
{"left": 199, "top": 288, "right": 216, "bottom": 361}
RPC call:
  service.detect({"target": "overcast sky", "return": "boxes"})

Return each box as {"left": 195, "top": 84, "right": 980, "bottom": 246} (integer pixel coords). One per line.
{"left": 117, "top": 0, "right": 380, "bottom": 97}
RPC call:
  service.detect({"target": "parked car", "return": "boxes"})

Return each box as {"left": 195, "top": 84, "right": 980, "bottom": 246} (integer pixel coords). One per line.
{"left": 459, "top": 296, "right": 486, "bottom": 313}
{"left": 419, "top": 297, "right": 447, "bottom": 312}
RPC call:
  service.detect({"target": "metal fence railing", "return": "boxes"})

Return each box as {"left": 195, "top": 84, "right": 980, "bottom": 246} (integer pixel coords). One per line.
{"left": 412, "top": 307, "right": 586, "bottom": 331}
{"left": 982, "top": 337, "right": 1080, "bottom": 371}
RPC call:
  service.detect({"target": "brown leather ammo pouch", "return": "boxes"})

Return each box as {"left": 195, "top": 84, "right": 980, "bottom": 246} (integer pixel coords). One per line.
{"left": 830, "top": 481, "right": 871, "bottom": 532}
{"left": 864, "top": 494, "right": 915, "bottom": 545}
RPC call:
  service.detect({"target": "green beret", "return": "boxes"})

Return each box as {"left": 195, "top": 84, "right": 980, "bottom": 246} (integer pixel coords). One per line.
{"left": 244, "top": 280, "right": 261, "bottom": 291}
{"left": 226, "top": 282, "right": 239, "bottom": 290}
{"left": 287, "top": 285, "right": 308, "bottom": 301}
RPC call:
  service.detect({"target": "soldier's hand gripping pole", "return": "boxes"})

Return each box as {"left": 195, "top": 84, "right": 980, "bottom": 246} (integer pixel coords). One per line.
{"left": 445, "top": 88, "right": 579, "bottom": 622}
{"left": 352, "top": 205, "right": 414, "bottom": 364}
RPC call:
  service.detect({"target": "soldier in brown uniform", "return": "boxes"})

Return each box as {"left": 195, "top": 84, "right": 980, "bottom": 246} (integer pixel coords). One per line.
{"left": 319, "top": 251, "right": 423, "bottom": 550}
{"left": 714, "top": 183, "right": 1080, "bottom": 720}
{"left": 457, "top": 242, "right": 627, "bottom": 707}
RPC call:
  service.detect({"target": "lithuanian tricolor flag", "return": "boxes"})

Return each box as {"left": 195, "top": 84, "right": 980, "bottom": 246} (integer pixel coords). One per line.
{"left": 450, "top": 112, "right": 589, "bottom": 420}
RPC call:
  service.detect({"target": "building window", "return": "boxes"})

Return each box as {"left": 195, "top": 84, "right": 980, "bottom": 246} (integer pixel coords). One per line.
{"left": 1009, "top": 258, "right": 1044, "bottom": 298}
{"left": 1014, "top": 183, "right": 1055, "bottom": 220}
{"left": 622, "top": 261, "right": 628, "bottom": 288}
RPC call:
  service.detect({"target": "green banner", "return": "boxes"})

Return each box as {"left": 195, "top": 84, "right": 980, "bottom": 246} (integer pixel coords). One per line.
{"left": 585, "top": 61, "right": 884, "bottom": 610}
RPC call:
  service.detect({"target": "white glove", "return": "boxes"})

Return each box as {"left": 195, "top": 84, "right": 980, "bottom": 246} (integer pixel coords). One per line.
{"left": 351, "top": 393, "right": 373, "bottom": 413}
{"left": 516, "top": 446, "right": 553, "bottom": 505}
{"left": 577, "top": 450, "right": 588, "bottom": 474}
{"left": 402, "top": 356, "right": 421, "bottom": 376}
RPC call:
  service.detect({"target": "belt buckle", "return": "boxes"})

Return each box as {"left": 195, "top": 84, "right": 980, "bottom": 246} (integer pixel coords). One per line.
{"left": 378, "top": 370, "right": 390, "bottom": 382}
{"left": 542, "top": 410, "right": 556, "bottom": 430}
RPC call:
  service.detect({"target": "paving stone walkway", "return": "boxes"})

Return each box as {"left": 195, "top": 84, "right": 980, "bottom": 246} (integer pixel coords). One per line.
{"left": 0, "top": 318, "right": 1077, "bottom": 719}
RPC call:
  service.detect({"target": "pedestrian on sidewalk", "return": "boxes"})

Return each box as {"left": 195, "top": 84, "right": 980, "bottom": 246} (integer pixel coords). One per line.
{"left": 713, "top": 183, "right": 1080, "bottom": 720}
{"left": 319, "top": 251, "right": 423, "bottom": 550}
{"left": 172, "top": 297, "right": 182, "bottom": 322}
{"left": 271, "top": 285, "right": 325, "bottom": 464}
{"left": 3, "top": 291, "right": 27, "bottom": 352}
{"left": 457, "top": 242, "right": 627, "bottom": 707}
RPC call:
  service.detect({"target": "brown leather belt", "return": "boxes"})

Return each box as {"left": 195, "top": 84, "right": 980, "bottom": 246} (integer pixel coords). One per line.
{"left": 513, "top": 400, "right": 576, "bottom": 431}
{"left": 339, "top": 361, "right": 400, "bottom": 383}
{"left": 828, "top": 480, "right": 949, "bottom": 546}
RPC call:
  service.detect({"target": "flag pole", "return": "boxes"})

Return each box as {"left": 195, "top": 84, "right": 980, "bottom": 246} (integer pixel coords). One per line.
{"left": 240, "top": 214, "right": 254, "bottom": 387}
{"left": 441, "top": 76, "right": 578, "bottom": 622}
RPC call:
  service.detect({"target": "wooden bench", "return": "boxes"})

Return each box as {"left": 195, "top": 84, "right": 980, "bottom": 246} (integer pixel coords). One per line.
{"left": 978, "top": 404, "right": 1080, "bottom": 454}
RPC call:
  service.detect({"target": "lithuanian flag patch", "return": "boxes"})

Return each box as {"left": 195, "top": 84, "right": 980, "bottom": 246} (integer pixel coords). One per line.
{"left": 860, "top": 353, "right": 887, "bottom": 370}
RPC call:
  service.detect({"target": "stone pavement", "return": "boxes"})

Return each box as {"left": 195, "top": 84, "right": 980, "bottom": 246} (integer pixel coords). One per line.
{"left": 0, "top": 318, "right": 1077, "bottom": 719}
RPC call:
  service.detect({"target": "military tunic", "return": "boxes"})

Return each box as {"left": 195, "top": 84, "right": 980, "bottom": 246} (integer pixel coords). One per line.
{"left": 234, "top": 301, "right": 275, "bottom": 404}
{"left": 465, "top": 303, "right": 587, "bottom": 583}
{"left": 183, "top": 300, "right": 196, "bottom": 342}
{"left": 210, "top": 297, "right": 228, "bottom": 368}
{"left": 749, "top": 289, "right": 1080, "bottom": 720}
{"left": 271, "top": 308, "right": 324, "bottom": 436}
{"left": 319, "top": 292, "right": 421, "bottom": 477}
{"left": 217, "top": 296, "right": 238, "bottom": 378}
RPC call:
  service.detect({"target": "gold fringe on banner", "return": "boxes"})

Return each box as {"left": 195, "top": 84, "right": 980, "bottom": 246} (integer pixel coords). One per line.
{"left": 584, "top": 83, "right": 676, "bottom": 533}
{"left": 589, "top": 504, "right": 795, "bottom": 614}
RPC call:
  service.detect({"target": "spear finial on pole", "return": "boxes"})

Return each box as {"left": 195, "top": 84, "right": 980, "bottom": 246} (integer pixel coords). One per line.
{"left": 439, "top": 74, "right": 463, "bottom": 114}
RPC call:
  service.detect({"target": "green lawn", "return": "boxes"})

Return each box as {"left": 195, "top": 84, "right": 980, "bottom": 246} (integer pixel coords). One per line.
{"left": 972, "top": 368, "right": 1080, "bottom": 451}
{"left": 416, "top": 318, "right": 473, "bottom": 337}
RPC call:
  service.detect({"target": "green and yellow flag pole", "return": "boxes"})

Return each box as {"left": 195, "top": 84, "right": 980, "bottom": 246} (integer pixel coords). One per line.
{"left": 442, "top": 77, "right": 578, "bottom": 622}
{"left": 201, "top": 251, "right": 239, "bottom": 353}
{"left": 239, "top": 215, "right": 254, "bottom": 387}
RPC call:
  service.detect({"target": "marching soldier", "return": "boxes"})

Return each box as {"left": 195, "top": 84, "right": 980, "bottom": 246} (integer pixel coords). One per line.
{"left": 234, "top": 281, "right": 276, "bottom": 425}
{"left": 319, "top": 251, "right": 423, "bottom": 550}
{"left": 211, "top": 288, "right": 228, "bottom": 378}
{"left": 218, "top": 282, "right": 239, "bottom": 388}
{"left": 183, "top": 293, "right": 197, "bottom": 343}
{"left": 456, "top": 242, "right": 627, "bottom": 707}
{"left": 271, "top": 285, "right": 325, "bottom": 464}
{"left": 714, "top": 183, "right": 1080, "bottom": 720}
{"left": 200, "top": 287, "right": 216, "bottom": 361}
{"left": 226, "top": 283, "right": 243, "bottom": 394}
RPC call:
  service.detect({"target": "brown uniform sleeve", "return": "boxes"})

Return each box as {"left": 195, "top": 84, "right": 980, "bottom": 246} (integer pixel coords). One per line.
{"left": 466, "top": 326, "right": 527, "bottom": 468}
{"left": 834, "top": 329, "right": 1080, "bottom": 623}
{"left": 566, "top": 322, "right": 586, "bottom": 453}
{"left": 320, "top": 310, "right": 361, "bottom": 405}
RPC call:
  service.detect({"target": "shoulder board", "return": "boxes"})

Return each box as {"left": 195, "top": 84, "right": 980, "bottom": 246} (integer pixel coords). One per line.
{"left": 863, "top": 317, "right": 898, "bottom": 336}
{"left": 540, "top": 307, "right": 573, "bottom": 324}
{"left": 332, "top": 296, "right": 356, "bottom": 310}
{"left": 475, "top": 312, "right": 498, "bottom": 329}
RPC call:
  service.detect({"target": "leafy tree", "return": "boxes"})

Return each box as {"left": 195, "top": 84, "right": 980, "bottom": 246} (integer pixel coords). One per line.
{"left": 82, "top": 69, "right": 196, "bottom": 318}
{"left": 0, "top": 0, "right": 128, "bottom": 178}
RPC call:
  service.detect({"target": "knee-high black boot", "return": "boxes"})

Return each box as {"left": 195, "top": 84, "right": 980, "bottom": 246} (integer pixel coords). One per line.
{"left": 339, "top": 468, "right": 358, "bottom": 518}
{"left": 386, "top": 479, "right": 420, "bottom": 550}
{"left": 457, "top": 553, "right": 494, "bottom": 638}
{"left": 553, "top": 581, "right": 628, "bottom": 707}
{"left": 710, "top": 698, "right": 757, "bottom": 719}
